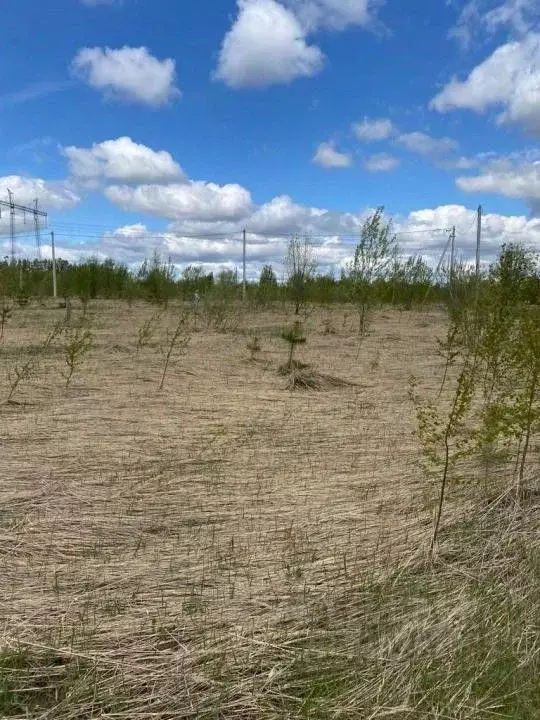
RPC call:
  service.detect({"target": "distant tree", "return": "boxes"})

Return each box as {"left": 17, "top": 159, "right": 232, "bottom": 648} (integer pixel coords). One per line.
{"left": 285, "top": 236, "right": 317, "bottom": 315}
{"left": 259, "top": 264, "right": 278, "bottom": 288}
{"left": 257, "top": 264, "right": 279, "bottom": 304}
{"left": 138, "top": 251, "right": 176, "bottom": 305}
{"left": 181, "top": 265, "right": 213, "bottom": 299}
{"left": 489, "top": 243, "right": 539, "bottom": 306}
{"left": 387, "top": 256, "right": 433, "bottom": 308}
{"left": 217, "top": 269, "right": 238, "bottom": 286}
{"left": 216, "top": 269, "right": 239, "bottom": 300}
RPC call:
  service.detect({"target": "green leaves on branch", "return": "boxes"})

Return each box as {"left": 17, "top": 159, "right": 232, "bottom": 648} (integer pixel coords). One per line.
{"left": 346, "top": 207, "right": 398, "bottom": 335}
{"left": 411, "top": 242, "right": 539, "bottom": 554}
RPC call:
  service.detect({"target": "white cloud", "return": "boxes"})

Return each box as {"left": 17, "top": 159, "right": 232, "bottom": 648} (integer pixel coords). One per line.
{"left": 364, "top": 152, "right": 400, "bottom": 172}
{"left": 396, "top": 131, "right": 459, "bottom": 156}
{"left": 214, "top": 0, "right": 324, "bottom": 88}
{"left": 73, "top": 223, "right": 290, "bottom": 274}
{"left": 163, "top": 194, "right": 370, "bottom": 238}
{"left": 0, "top": 176, "right": 80, "bottom": 212}
{"left": 396, "top": 204, "right": 540, "bottom": 259}
{"left": 64, "top": 137, "right": 183, "bottom": 186}
{"left": 39, "top": 202, "right": 540, "bottom": 276}
{"left": 0, "top": 176, "right": 80, "bottom": 240}
{"left": 104, "top": 181, "right": 253, "bottom": 222}
{"left": 450, "top": 1, "right": 539, "bottom": 47}
{"left": 284, "top": 0, "right": 380, "bottom": 31}
{"left": 246, "top": 195, "right": 369, "bottom": 236}
{"left": 72, "top": 46, "right": 180, "bottom": 106}
{"left": 313, "top": 142, "right": 352, "bottom": 168}
{"left": 431, "top": 33, "right": 540, "bottom": 135}
{"left": 484, "top": 0, "right": 539, "bottom": 33}
{"left": 437, "top": 155, "right": 478, "bottom": 170}
{"left": 456, "top": 161, "right": 540, "bottom": 201}
{"left": 353, "top": 117, "right": 395, "bottom": 141}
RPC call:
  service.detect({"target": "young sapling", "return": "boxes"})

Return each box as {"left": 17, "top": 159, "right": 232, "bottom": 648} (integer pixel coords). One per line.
{"left": 281, "top": 321, "right": 306, "bottom": 371}
{"left": 62, "top": 326, "right": 93, "bottom": 387}
{"left": 1, "top": 299, "right": 12, "bottom": 343}
{"left": 158, "top": 314, "right": 191, "bottom": 391}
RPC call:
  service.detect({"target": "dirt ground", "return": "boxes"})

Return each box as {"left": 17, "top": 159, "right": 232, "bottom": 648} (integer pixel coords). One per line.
{"left": 0, "top": 300, "right": 448, "bottom": 712}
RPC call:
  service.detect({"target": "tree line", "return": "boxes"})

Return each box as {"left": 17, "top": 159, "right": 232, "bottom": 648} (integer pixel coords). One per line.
{"left": 1, "top": 209, "right": 538, "bottom": 309}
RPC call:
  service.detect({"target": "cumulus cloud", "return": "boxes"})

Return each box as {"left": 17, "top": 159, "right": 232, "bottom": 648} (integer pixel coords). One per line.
{"left": 163, "top": 199, "right": 538, "bottom": 268}
{"left": 313, "top": 142, "right": 352, "bottom": 168}
{"left": 431, "top": 33, "right": 540, "bottom": 135}
{"left": 214, "top": 0, "right": 385, "bottom": 88}
{"left": 104, "top": 181, "right": 253, "bottom": 222}
{"left": 353, "top": 117, "right": 395, "bottom": 141}
{"left": 396, "top": 131, "right": 459, "bottom": 156}
{"left": 395, "top": 204, "right": 540, "bottom": 260}
{"left": 0, "top": 175, "right": 80, "bottom": 239}
{"left": 43, "top": 202, "right": 540, "bottom": 279}
{"left": 214, "top": 0, "right": 324, "bottom": 88}
{"left": 63, "top": 137, "right": 183, "bottom": 186}
{"left": 0, "top": 176, "right": 80, "bottom": 212}
{"left": 72, "top": 46, "right": 180, "bottom": 106}
{"left": 246, "top": 194, "right": 370, "bottom": 236}
{"left": 456, "top": 160, "right": 540, "bottom": 206}
{"left": 352, "top": 121, "right": 461, "bottom": 168}
{"left": 364, "top": 153, "right": 400, "bottom": 172}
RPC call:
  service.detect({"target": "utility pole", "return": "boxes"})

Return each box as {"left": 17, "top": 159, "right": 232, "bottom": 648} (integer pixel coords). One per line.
{"left": 8, "top": 189, "right": 15, "bottom": 263}
{"left": 34, "top": 199, "right": 42, "bottom": 259}
{"left": 475, "top": 205, "right": 482, "bottom": 282}
{"left": 474, "top": 205, "right": 482, "bottom": 311}
{"left": 51, "top": 231, "right": 57, "bottom": 298}
{"left": 242, "top": 228, "right": 247, "bottom": 302}
{"left": 449, "top": 225, "right": 456, "bottom": 290}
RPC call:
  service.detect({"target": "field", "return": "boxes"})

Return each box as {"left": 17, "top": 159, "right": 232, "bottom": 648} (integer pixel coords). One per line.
{"left": 1, "top": 300, "right": 538, "bottom": 719}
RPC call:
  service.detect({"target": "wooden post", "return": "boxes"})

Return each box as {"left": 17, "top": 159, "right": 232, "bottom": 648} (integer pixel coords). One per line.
{"left": 475, "top": 205, "right": 482, "bottom": 309}
{"left": 449, "top": 225, "right": 456, "bottom": 292}
{"left": 51, "top": 231, "right": 57, "bottom": 298}
{"left": 475, "top": 205, "right": 482, "bottom": 283}
{"left": 242, "top": 228, "right": 247, "bottom": 302}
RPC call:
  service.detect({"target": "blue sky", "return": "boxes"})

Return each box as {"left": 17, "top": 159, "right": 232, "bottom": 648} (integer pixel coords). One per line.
{"left": 1, "top": 0, "right": 539, "bottom": 273}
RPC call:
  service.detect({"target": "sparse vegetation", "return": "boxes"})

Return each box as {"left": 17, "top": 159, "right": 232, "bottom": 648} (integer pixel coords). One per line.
{"left": 0, "top": 241, "right": 538, "bottom": 718}
{"left": 5, "top": 321, "right": 63, "bottom": 403}
{"left": 62, "top": 325, "right": 93, "bottom": 388}
{"left": 280, "top": 319, "right": 307, "bottom": 371}
{"left": 136, "top": 309, "right": 162, "bottom": 349}
{"left": 346, "top": 207, "right": 398, "bottom": 338}
{"left": 158, "top": 312, "right": 191, "bottom": 391}
{"left": 0, "top": 298, "right": 12, "bottom": 343}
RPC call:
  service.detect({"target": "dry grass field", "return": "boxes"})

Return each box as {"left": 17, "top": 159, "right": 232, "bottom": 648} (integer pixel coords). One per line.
{"left": 1, "top": 300, "right": 538, "bottom": 719}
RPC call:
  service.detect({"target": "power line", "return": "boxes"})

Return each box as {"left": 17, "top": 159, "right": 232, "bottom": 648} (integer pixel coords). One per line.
{"left": 47, "top": 226, "right": 452, "bottom": 242}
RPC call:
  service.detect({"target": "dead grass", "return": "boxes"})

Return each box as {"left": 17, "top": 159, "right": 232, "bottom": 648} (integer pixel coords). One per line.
{"left": 284, "top": 367, "right": 360, "bottom": 391}
{"left": 1, "top": 300, "right": 536, "bottom": 718}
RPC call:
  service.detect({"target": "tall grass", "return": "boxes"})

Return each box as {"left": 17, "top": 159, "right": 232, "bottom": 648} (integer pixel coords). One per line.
{"left": 1, "top": 503, "right": 537, "bottom": 719}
